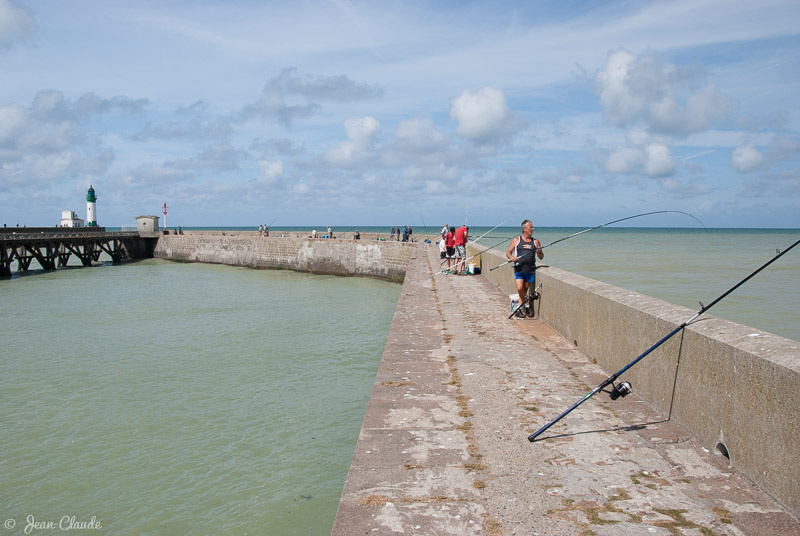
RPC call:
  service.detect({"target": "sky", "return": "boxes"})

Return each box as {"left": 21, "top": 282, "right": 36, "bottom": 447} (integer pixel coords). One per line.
{"left": 1, "top": 0, "right": 799, "bottom": 229}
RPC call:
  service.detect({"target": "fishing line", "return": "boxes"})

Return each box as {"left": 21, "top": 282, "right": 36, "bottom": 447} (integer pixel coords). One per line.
{"left": 527, "top": 237, "right": 800, "bottom": 442}
{"left": 420, "top": 215, "right": 430, "bottom": 242}
{"left": 431, "top": 215, "right": 515, "bottom": 277}
{"left": 489, "top": 210, "right": 707, "bottom": 272}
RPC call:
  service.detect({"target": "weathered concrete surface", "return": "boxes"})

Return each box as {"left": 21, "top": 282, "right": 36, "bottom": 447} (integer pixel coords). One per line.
{"left": 332, "top": 244, "right": 799, "bottom": 535}
{"left": 471, "top": 245, "right": 800, "bottom": 517}
{"left": 153, "top": 233, "right": 413, "bottom": 282}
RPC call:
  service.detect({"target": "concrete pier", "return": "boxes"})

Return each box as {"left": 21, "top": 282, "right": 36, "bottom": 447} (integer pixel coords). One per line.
{"left": 153, "top": 232, "right": 413, "bottom": 282}
{"left": 332, "top": 244, "right": 799, "bottom": 535}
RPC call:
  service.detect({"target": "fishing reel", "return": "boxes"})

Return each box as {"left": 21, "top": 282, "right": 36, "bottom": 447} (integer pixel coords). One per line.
{"left": 608, "top": 381, "right": 632, "bottom": 400}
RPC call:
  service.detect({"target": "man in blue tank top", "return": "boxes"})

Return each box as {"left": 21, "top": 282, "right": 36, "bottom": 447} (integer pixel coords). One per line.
{"left": 506, "top": 219, "right": 543, "bottom": 317}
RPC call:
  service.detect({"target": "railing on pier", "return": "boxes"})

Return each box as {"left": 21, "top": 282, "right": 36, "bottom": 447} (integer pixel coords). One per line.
{"left": 0, "top": 228, "right": 143, "bottom": 277}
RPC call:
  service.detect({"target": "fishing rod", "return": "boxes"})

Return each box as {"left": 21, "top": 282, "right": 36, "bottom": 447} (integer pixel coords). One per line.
{"left": 420, "top": 215, "right": 431, "bottom": 243}
{"left": 431, "top": 216, "right": 515, "bottom": 277}
{"left": 528, "top": 237, "right": 800, "bottom": 442}
{"left": 509, "top": 283, "right": 541, "bottom": 319}
{"left": 489, "top": 211, "right": 706, "bottom": 272}
{"left": 262, "top": 215, "right": 278, "bottom": 235}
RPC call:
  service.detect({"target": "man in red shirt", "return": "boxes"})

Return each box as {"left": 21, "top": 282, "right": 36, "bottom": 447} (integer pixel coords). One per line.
{"left": 444, "top": 226, "right": 456, "bottom": 272}
{"left": 453, "top": 225, "right": 468, "bottom": 274}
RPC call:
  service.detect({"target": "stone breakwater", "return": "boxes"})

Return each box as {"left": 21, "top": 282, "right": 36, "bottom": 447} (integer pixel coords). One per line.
{"left": 471, "top": 244, "right": 800, "bottom": 519}
{"left": 153, "top": 232, "right": 413, "bottom": 282}
{"left": 332, "top": 244, "right": 799, "bottom": 535}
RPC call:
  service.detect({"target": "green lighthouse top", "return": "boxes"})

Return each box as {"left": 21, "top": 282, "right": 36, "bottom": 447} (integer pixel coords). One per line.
{"left": 86, "top": 185, "right": 96, "bottom": 202}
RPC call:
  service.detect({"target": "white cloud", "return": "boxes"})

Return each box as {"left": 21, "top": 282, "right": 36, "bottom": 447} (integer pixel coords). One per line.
{"left": 732, "top": 135, "right": 800, "bottom": 174}
{"left": 732, "top": 142, "right": 764, "bottom": 173}
{"left": 644, "top": 143, "right": 676, "bottom": 176}
{"left": 595, "top": 48, "right": 731, "bottom": 135}
{"left": 257, "top": 159, "right": 283, "bottom": 186}
{"left": 0, "top": 0, "right": 35, "bottom": 48}
{"left": 0, "top": 104, "right": 26, "bottom": 145}
{"left": 324, "top": 116, "right": 380, "bottom": 167}
{"left": 394, "top": 114, "right": 447, "bottom": 153}
{"left": 605, "top": 130, "right": 675, "bottom": 177}
{"left": 605, "top": 146, "right": 642, "bottom": 174}
{"left": 450, "top": 86, "right": 520, "bottom": 142}
{"left": 29, "top": 151, "right": 73, "bottom": 181}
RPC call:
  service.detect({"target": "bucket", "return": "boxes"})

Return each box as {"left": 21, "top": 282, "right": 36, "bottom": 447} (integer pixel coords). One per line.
{"left": 468, "top": 263, "right": 476, "bottom": 274}
{"left": 509, "top": 294, "right": 519, "bottom": 314}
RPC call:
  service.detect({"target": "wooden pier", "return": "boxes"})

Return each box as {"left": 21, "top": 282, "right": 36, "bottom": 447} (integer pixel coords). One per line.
{"left": 0, "top": 227, "right": 150, "bottom": 277}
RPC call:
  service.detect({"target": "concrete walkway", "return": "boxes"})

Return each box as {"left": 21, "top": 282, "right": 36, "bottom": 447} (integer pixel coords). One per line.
{"left": 332, "top": 245, "right": 798, "bottom": 535}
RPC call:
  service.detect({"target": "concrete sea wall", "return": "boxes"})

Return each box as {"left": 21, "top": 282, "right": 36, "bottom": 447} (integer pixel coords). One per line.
{"left": 153, "top": 233, "right": 413, "bottom": 282}
{"left": 469, "top": 244, "right": 800, "bottom": 516}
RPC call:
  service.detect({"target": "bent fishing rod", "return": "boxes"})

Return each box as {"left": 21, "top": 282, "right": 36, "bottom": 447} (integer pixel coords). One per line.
{"left": 490, "top": 211, "right": 707, "bottom": 272}
{"left": 528, "top": 237, "right": 800, "bottom": 442}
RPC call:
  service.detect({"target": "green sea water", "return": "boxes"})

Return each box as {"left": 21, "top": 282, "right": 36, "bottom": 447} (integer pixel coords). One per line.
{"left": 1, "top": 260, "right": 400, "bottom": 535}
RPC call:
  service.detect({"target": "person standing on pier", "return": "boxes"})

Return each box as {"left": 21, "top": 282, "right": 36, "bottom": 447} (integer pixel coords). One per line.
{"left": 506, "top": 219, "right": 543, "bottom": 317}
{"left": 453, "top": 224, "right": 468, "bottom": 274}
{"left": 445, "top": 226, "right": 456, "bottom": 272}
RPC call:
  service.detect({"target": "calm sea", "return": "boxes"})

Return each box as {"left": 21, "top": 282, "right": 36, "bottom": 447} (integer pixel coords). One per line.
{"left": 1, "top": 260, "right": 400, "bottom": 535}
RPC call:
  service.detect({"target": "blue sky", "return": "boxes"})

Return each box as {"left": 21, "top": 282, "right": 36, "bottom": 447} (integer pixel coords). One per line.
{"left": 1, "top": 0, "right": 799, "bottom": 228}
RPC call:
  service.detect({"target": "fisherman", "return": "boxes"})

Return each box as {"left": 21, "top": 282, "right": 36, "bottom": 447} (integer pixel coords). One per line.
{"left": 444, "top": 226, "right": 456, "bottom": 272}
{"left": 453, "top": 224, "right": 468, "bottom": 274}
{"left": 506, "top": 219, "right": 543, "bottom": 317}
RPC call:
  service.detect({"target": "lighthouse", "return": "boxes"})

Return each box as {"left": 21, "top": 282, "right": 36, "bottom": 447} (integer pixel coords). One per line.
{"left": 86, "top": 185, "right": 97, "bottom": 227}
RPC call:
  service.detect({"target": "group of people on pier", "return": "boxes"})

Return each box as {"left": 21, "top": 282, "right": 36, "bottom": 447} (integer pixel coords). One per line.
{"left": 438, "top": 223, "right": 470, "bottom": 275}
{"left": 389, "top": 226, "right": 413, "bottom": 242}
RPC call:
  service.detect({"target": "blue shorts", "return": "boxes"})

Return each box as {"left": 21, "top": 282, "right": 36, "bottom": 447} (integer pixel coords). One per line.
{"left": 515, "top": 272, "right": 536, "bottom": 283}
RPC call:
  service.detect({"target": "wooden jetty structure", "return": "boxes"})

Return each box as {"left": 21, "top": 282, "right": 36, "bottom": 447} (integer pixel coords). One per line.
{"left": 0, "top": 227, "right": 153, "bottom": 277}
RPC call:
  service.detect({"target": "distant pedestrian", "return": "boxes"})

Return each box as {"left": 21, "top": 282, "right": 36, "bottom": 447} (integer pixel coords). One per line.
{"left": 441, "top": 223, "right": 448, "bottom": 240}
{"left": 354, "top": 230, "right": 360, "bottom": 240}
{"left": 327, "top": 225, "right": 334, "bottom": 239}
{"left": 402, "top": 226, "right": 408, "bottom": 242}
{"left": 259, "top": 224, "right": 263, "bottom": 236}
{"left": 408, "top": 227, "right": 413, "bottom": 242}
{"left": 312, "top": 228, "right": 317, "bottom": 238}
{"left": 264, "top": 225, "right": 269, "bottom": 237}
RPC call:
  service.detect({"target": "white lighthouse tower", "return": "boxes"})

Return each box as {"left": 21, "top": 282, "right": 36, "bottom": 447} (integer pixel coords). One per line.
{"left": 86, "top": 185, "right": 97, "bottom": 227}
